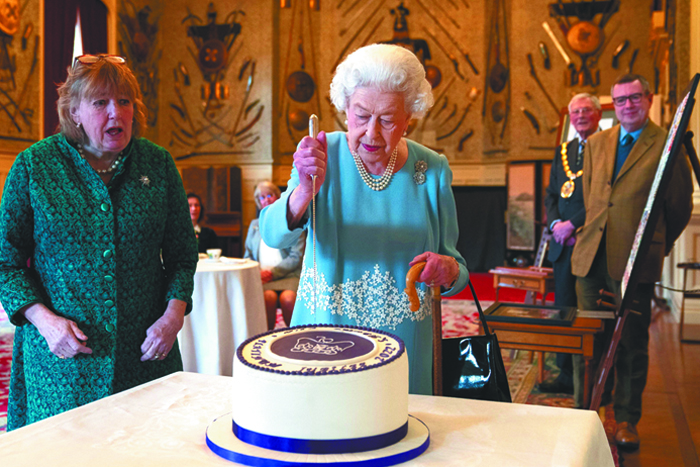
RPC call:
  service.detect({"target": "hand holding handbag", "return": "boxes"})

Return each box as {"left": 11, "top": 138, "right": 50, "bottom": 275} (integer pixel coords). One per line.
{"left": 441, "top": 281, "right": 512, "bottom": 402}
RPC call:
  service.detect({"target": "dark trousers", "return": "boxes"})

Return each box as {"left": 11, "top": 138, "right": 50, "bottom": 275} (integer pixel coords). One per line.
{"left": 552, "top": 244, "right": 576, "bottom": 386}
{"left": 574, "top": 243, "right": 653, "bottom": 424}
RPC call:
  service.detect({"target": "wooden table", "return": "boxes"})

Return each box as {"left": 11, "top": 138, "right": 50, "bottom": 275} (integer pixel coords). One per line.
{"left": 489, "top": 266, "right": 555, "bottom": 305}
{"left": 481, "top": 312, "right": 604, "bottom": 407}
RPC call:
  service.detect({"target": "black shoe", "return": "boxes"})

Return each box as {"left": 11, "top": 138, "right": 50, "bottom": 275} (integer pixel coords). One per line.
{"left": 537, "top": 380, "right": 574, "bottom": 394}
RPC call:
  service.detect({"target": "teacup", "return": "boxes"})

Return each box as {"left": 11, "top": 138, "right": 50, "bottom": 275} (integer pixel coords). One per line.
{"left": 206, "top": 248, "right": 222, "bottom": 261}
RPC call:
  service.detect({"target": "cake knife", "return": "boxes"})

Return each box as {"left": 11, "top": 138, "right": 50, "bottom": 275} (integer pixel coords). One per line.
{"left": 309, "top": 114, "right": 319, "bottom": 315}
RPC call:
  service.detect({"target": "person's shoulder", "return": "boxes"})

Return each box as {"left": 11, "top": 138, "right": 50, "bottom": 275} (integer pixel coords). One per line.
{"left": 325, "top": 131, "right": 345, "bottom": 153}
{"left": 407, "top": 139, "right": 446, "bottom": 165}
{"left": 554, "top": 137, "right": 577, "bottom": 155}
{"left": 131, "top": 137, "right": 171, "bottom": 158}
{"left": 129, "top": 138, "right": 180, "bottom": 174}
{"left": 22, "top": 134, "right": 67, "bottom": 156}
{"left": 642, "top": 120, "right": 666, "bottom": 139}
{"left": 588, "top": 125, "right": 617, "bottom": 146}
{"left": 15, "top": 134, "right": 70, "bottom": 167}
{"left": 588, "top": 123, "right": 620, "bottom": 143}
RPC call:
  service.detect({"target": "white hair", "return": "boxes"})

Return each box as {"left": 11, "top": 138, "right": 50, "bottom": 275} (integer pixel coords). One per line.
{"left": 568, "top": 93, "right": 601, "bottom": 112}
{"left": 330, "top": 44, "right": 434, "bottom": 118}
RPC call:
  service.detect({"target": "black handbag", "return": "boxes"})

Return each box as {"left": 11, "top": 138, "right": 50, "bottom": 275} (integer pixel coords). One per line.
{"left": 441, "top": 282, "right": 512, "bottom": 402}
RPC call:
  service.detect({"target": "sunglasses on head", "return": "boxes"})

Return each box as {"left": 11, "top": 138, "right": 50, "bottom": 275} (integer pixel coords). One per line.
{"left": 72, "top": 54, "right": 126, "bottom": 70}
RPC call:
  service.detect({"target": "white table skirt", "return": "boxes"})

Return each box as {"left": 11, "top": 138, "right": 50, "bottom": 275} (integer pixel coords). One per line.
{"left": 178, "top": 259, "right": 267, "bottom": 376}
{"left": 0, "top": 372, "right": 614, "bottom": 467}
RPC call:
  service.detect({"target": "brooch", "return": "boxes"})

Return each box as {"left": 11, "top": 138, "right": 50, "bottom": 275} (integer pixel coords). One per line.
{"left": 413, "top": 160, "right": 427, "bottom": 185}
{"left": 139, "top": 175, "right": 150, "bottom": 186}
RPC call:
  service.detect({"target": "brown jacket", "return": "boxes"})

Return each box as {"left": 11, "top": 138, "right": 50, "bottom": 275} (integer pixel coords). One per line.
{"left": 571, "top": 121, "right": 693, "bottom": 283}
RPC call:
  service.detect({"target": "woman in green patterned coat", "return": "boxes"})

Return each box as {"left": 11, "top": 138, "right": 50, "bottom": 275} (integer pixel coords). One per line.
{"left": 0, "top": 55, "right": 198, "bottom": 430}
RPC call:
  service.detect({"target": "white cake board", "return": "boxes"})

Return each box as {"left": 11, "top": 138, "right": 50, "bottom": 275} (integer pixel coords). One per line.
{"left": 206, "top": 414, "right": 430, "bottom": 466}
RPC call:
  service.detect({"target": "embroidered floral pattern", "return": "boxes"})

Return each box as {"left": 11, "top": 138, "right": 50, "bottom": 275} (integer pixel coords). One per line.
{"left": 297, "top": 264, "right": 430, "bottom": 329}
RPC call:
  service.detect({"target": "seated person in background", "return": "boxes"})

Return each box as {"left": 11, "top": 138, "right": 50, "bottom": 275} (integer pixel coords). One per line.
{"left": 245, "top": 181, "right": 306, "bottom": 329}
{"left": 188, "top": 193, "right": 219, "bottom": 254}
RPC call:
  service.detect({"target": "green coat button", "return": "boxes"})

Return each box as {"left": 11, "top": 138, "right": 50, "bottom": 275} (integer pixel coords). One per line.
{"left": 105, "top": 323, "right": 115, "bottom": 332}
{"left": 101, "top": 203, "right": 110, "bottom": 212}
{"left": 103, "top": 250, "right": 112, "bottom": 258}
{"left": 105, "top": 299, "right": 114, "bottom": 307}
{"left": 105, "top": 275, "right": 113, "bottom": 282}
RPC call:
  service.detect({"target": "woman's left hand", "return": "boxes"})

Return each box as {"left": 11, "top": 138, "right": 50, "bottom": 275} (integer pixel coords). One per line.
{"left": 140, "top": 299, "right": 187, "bottom": 362}
{"left": 409, "top": 252, "right": 460, "bottom": 288}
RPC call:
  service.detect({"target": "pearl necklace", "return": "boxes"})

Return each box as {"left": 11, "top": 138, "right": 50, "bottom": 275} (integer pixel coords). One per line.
{"left": 351, "top": 147, "right": 398, "bottom": 191}
{"left": 77, "top": 143, "right": 124, "bottom": 174}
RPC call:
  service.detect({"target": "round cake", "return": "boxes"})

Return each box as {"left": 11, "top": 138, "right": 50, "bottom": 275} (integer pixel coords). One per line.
{"left": 231, "top": 324, "right": 409, "bottom": 453}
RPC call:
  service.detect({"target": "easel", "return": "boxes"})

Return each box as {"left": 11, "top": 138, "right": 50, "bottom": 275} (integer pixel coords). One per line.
{"left": 588, "top": 130, "right": 700, "bottom": 411}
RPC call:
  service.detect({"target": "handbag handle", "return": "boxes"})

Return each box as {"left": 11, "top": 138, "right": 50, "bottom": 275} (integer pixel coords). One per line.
{"left": 468, "top": 280, "right": 492, "bottom": 336}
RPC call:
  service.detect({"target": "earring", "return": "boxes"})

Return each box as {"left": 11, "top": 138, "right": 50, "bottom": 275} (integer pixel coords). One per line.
{"left": 344, "top": 120, "right": 348, "bottom": 125}
{"left": 76, "top": 122, "right": 82, "bottom": 129}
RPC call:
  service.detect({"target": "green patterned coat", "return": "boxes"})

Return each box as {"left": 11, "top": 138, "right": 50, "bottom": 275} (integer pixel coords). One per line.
{"left": 0, "top": 134, "right": 198, "bottom": 430}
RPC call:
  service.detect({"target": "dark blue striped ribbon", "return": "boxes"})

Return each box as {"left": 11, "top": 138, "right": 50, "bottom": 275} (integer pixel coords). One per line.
{"left": 232, "top": 419, "right": 409, "bottom": 454}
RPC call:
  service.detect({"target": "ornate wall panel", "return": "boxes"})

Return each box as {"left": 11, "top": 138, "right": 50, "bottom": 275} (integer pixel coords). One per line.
{"left": 156, "top": 0, "right": 272, "bottom": 166}
{"left": 0, "top": 0, "right": 41, "bottom": 156}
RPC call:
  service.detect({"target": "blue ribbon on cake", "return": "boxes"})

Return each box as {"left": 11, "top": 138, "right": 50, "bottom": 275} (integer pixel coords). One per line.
{"left": 232, "top": 419, "right": 409, "bottom": 454}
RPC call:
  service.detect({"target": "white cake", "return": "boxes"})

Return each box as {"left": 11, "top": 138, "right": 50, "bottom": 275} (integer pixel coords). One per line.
{"left": 232, "top": 325, "right": 408, "bottom": 453}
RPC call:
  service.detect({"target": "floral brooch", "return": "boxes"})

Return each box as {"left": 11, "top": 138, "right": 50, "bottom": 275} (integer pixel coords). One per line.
{"left": 413, "top": 160, "right": 427, "bottom": 185}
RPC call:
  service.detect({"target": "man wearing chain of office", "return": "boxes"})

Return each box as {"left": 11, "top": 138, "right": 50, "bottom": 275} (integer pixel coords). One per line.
{"left": 542, "top": 93, "right": 602, "bottom": 395}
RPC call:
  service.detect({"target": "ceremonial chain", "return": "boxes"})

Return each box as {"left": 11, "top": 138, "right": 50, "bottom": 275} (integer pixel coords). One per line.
{"left": 561, "top": 142, "right": 583, "bottom": 179}
{"left": 560, "top": 141, "right": 583, "bottom": 199}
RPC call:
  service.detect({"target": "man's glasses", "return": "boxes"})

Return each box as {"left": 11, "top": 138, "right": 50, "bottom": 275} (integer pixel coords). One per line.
{"left": 612, "top": 93, "right": 645, "bottom": 106}
{"left": 257, "top": 194, "right": 276, "bottom": 202}
{"left": 570, "top": 107, "right": 595, "bottom": 117}
{"left": 72, "top": 54, "right": 126, "bottom": 70}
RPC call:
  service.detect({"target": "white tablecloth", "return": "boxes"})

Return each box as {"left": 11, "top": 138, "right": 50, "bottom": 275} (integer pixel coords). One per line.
{"left": 178, "top": 259, "right": 267, "bottom": 376}
{"left": 0, "top": 372, "right": 614, "bottom": 467}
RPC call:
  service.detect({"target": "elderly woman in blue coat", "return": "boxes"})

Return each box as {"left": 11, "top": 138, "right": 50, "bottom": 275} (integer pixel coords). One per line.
{"left": 260, "top": 44, "right": 468, "bottom": 395}
{"left": 245, "top": 181, "right": 305, "bottom": 329}
{"left": 0, "top": 55, "right": 197, "bottom": 429}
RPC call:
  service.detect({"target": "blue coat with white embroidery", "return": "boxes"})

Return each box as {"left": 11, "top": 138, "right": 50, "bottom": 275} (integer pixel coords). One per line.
{"left": 0, "top": 134, "right": 198, "bottom": 430}
{"left": 259, "top": 132, "right": 468, "bottom": 395}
